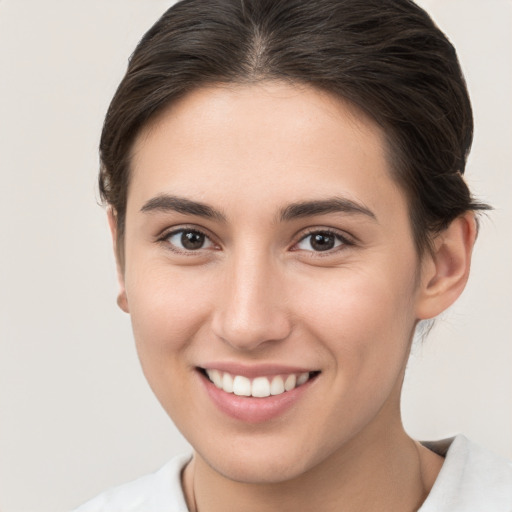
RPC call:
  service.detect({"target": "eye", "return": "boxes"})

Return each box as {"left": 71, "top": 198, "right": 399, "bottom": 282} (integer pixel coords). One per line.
{"left": 165, "top": 228, "right": 215, "bottom": 252}
{"left": 295, "top": 230, "right": 348, "bottom": 252}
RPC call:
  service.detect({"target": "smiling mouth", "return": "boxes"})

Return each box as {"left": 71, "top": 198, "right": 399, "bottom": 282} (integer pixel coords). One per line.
{"left": 200, "top": 368, "right": 320, "bottom": 398}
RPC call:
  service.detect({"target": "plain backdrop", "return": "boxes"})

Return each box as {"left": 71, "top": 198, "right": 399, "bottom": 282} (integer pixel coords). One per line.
{"left": 0, "top": 0, "right": 511, "bottom": 510}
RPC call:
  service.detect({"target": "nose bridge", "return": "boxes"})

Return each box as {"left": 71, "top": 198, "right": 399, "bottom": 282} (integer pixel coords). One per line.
{"left": 212, "top": 244, "right": 291, "bottom": 351}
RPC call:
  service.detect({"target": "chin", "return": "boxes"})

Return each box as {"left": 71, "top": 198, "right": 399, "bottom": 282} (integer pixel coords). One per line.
{"left": 193, "top": 431, "right": 329, "bottom": 485}
{"left": 207, "top": 452, "right": 312, "bottom": 484}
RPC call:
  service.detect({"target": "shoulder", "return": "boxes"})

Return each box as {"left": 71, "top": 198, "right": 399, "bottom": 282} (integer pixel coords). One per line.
{"left": 420, "top": 435, "right": 512, "bottom": 512}
{"left": 71, "top": 454, "right": 192, "bottom": 512}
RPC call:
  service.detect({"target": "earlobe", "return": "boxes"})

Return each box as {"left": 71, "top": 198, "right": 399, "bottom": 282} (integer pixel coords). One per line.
{"left": 107, "top": 207, "right": 129, "bottom": 314}
{"left": 415, "top": 212, "right": 477, "bottom": 320}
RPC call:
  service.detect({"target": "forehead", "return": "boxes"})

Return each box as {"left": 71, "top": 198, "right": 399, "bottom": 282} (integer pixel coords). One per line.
{"left": 128, "top": 81, "right": 407, "bottom": 224}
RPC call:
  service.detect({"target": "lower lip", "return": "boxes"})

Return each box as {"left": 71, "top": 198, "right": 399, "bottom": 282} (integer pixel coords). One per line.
{"left": 199, "top": 371, "right": 316, "bottom": 423}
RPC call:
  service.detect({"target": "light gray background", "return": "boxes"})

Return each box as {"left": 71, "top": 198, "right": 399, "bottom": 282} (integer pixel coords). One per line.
{"left": 0, "top": 1, "right": 510, "bottom": 510}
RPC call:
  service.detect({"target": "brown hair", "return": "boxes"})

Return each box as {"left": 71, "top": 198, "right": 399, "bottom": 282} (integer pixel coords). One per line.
{"left": 99, "top": 0, "right": 489, "bottom": 259}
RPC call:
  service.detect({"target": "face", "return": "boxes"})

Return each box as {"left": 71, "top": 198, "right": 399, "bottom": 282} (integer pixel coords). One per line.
{"left": 119, "top": 82, "right": 426, "bottom": 483}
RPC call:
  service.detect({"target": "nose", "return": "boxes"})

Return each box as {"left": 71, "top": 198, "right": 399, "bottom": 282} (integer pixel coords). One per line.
{"left": 211, "top": 250, "right": 292, "bottom": 352}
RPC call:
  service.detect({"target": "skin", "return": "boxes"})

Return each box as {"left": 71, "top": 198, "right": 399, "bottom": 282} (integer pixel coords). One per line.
{"left": 110, "top": 82, "right": 476, "bottom": 511}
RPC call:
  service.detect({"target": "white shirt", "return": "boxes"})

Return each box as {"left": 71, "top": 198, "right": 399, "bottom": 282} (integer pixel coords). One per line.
{"left": 72, "top": 435, "right": 512, "bottom": 511}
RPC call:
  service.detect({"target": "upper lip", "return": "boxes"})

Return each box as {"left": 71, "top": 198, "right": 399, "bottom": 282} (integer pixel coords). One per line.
{"left": 198, "top": 362, "right": 318, "bottom": 378}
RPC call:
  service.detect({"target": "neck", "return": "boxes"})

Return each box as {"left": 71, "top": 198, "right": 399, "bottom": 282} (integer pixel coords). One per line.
{"left": 182, "top": 421, "right": 443, "bottom": 512}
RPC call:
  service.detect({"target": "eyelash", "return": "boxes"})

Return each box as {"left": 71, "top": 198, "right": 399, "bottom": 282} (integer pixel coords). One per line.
{"left": 157, "top": 226, "right": 355, "bottom": 256}
{"left": 157, "top": 226, "right": 218, "bottom": 255}
{"left": 293, "top": 228, "right": 354, "bottom": 255}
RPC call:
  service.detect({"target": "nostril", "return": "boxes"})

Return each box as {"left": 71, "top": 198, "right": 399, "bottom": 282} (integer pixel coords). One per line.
{"left": 212, "top": 315, "right": 293, "bottom": 352}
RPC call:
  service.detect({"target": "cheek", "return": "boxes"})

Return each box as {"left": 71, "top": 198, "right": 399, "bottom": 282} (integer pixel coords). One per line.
{"left": 125, "top": 261, "right": 214, "bottom": 359}
{"left": 123, "top": 262, "right": 217, "bottom": 422}
{"left": 290, "top": 261, "right": 418, "bottom": 375}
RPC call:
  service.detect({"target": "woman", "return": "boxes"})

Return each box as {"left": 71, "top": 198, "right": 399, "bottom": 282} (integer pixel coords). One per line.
{"left": 74, "top": 0, "right": 512, "bottom": 510}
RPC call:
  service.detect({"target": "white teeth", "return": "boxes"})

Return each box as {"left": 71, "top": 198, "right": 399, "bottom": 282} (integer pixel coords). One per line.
{"left": 222, "top": 372, "right": 234, "bottom": 393}
{"left": 233, "top": 375, "right": 251, "bottom": 396}
{"left": 284, "top": 374, "right": 297, "bottom": 391}
{"left": 212, "top": 370, "right": 223, "bottom": 388}
{"left": 270, "top": 376, "right": 285, "bottom": 395}
{"left": 205, "top": 369, "right": 313, "bottom": 397}
{"left": 252, "top": 377, "right": 271, "bottom": 397}
{"left": 297, "top": 372, "right": 309, "bottom": 386}
{"left": 206, "top": 369, "right": 223, "bottom": 388}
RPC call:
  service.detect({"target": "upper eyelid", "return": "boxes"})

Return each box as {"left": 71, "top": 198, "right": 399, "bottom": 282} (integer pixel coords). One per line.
{"left": 157, "top": 224, "right": 215, "bottom": 241}
{"left": 294, "top": 227, "right": 356, "bottom": 245}
{"left": 157, "top": 228, "right": 220, "bottom": 259}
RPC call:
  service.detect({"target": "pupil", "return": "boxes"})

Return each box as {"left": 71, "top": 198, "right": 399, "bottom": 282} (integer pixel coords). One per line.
{"left": 311, "top": 233, "right": 334, "bottom": 251}
{"left": 181, "top": 231, "right": 204, "bottom": 250}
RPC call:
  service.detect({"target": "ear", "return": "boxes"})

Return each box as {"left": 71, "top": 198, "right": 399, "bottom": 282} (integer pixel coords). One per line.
{"left": 415, "top": 212, "right": 477, "bottom": 320}
{"left": 107, "top": 207, "right": 129, "bottom": 313}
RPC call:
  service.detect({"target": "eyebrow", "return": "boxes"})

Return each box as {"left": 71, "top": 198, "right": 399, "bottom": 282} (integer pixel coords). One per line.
{"left": 140, "top": 194, "right": 377, "bottom": 223}
{"left": 140, "top": 194, "right": 227, "bottom": 221}
{"left": 279, "top": 197, "right": 377, "bottom": 222}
